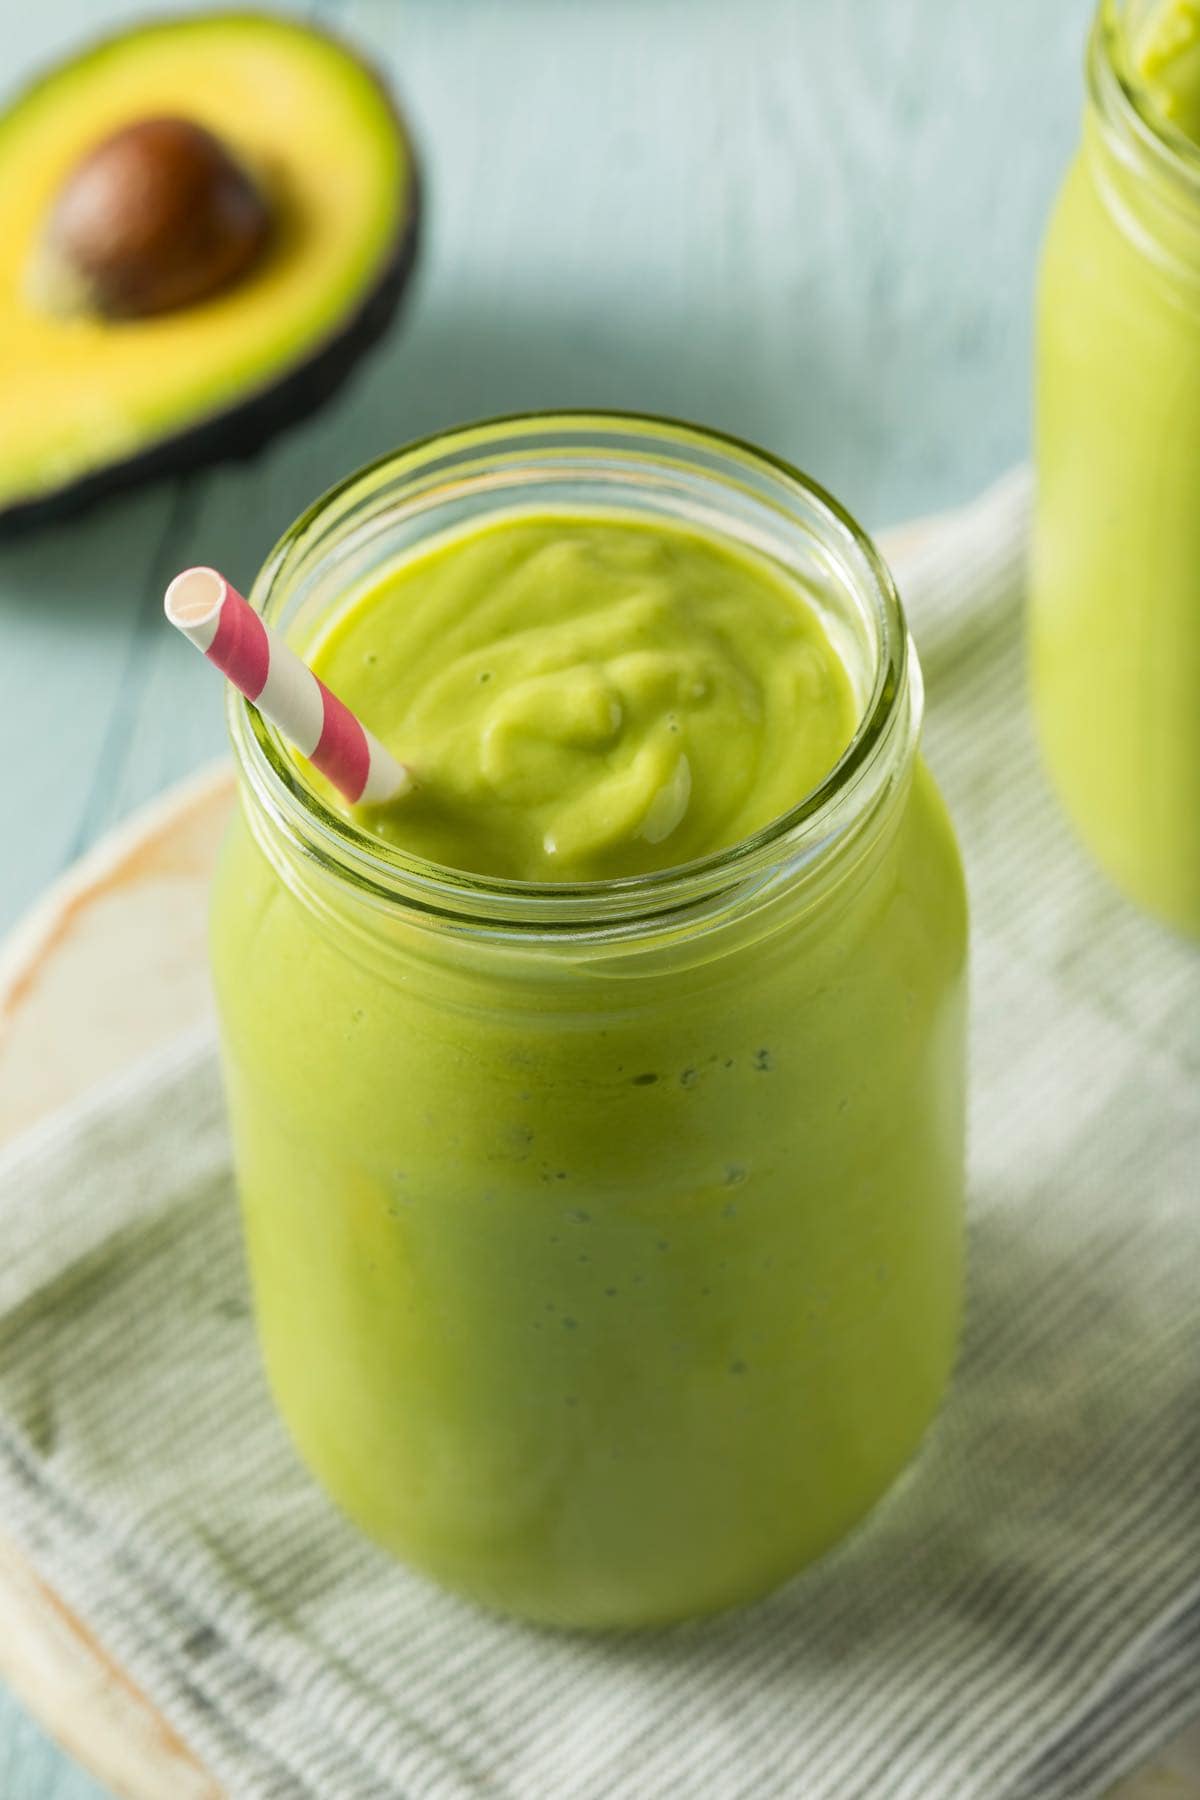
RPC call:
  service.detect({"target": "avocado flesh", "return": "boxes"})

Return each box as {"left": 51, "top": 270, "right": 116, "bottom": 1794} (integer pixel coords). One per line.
{"left": 0, "top": 13, "right": 419, "bottom": 531}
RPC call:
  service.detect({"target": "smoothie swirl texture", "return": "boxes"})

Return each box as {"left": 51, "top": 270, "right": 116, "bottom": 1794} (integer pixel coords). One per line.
{"left": 306, "top": 512, "right": 860, "bottom": 882}
{"left": 1130, "top": 0, "right": 1200, "bottom": 143}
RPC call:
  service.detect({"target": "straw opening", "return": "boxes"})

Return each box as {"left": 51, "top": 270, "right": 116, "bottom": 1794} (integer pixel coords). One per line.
{"left": 165, "top": 567, "right": 227, "bottom": 638}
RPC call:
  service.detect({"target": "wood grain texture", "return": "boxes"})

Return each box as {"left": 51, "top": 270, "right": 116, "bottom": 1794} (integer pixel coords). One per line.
{"left": 3, "top": 0, "right": 1190, "bottom": 1793}
{"left": 0, "top": 1534, "right": 219, "bottom": 1800}
{"left": 0, "top": 762, "right": 230, "bottom": 1143}
{"left": 0, "top": 770, "right": 235, "bottom": 1800}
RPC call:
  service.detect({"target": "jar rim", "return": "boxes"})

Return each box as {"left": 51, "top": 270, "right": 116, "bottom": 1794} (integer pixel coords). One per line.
{"left": 231, "top": 411, "right": 915, "bottom": 935}
{"left": 1091, "top": 0, "right": 1200, "bottom": 194}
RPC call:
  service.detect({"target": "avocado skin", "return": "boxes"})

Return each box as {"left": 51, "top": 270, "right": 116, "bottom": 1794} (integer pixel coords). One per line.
{"left": 0, "top": 17, "right": 423, "bottom": 537}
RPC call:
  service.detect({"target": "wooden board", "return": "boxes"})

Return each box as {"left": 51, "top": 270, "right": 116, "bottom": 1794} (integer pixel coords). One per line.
{"left": 0, "top": 763, "right": 233, "bottom": 1800}
{"left": 0, "top": 743, "right": 1197, "bottom": 1800}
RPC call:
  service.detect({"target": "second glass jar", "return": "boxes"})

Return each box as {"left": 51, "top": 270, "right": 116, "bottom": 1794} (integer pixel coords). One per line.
{"left": 1032, "top": 0, "right": 1200, "bottom": 935}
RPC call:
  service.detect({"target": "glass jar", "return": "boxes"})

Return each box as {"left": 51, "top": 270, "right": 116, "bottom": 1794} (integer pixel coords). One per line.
{"left": 1031, "top": 0, "right": 1200, "bottom": 935}
{"left": 211, "top": 415, "right": 968, "bottom": 1627}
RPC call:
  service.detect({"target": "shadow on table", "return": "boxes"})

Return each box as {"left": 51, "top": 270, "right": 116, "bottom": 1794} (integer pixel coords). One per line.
{"left": 276, "top": 283, "right": 883, "bottom": 523}
{"left": 565, "top": 1184, "right": 1192, "bottom": 1792}
{"left": 0, "top": 276, "right": 886, "bottom": 613}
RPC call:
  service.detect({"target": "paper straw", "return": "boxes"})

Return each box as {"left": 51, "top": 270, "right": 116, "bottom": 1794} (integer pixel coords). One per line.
{"left": 164, "top": 567, "right": 412, "bottom": 806}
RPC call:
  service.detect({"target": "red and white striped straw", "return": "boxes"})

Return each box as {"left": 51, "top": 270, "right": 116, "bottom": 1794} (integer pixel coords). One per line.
{"left": 164, "top": 567, "right": 412, "bottom": 806}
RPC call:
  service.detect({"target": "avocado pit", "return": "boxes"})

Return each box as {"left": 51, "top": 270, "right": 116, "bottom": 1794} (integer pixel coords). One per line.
{"left": 35, "top": 115, "right": 272, "bottom": 319}
{"left": 0, "top": 10, "right": 421, "bottom": 532}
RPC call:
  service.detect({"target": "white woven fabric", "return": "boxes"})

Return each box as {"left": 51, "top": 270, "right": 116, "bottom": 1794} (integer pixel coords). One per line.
{"left": 0, "top": 469, "right": 1196, "bottom": 1799}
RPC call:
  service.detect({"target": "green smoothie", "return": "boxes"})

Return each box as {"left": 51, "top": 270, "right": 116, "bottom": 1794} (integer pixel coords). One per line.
{"left": 309, "top": 513, "right": 858, "bottom": 881}
{"left": 1132, "top": 0, "right": 1200, "bottom": 142}
{"left": 211, "top": 425, "right": 967, "bottom": 1627}
{"left": 1031, "top": 0, "right": 1200, "bottom": 933}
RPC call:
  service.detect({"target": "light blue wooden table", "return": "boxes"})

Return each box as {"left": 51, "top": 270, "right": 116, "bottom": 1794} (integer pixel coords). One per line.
{"left": 0, "top": 1, "right": 1095, "bottom": 1792}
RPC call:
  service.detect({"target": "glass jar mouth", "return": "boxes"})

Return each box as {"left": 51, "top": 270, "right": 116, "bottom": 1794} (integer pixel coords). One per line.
{"left": 1092, "top": 0, "right": 1200, "bottom": 193}
{"left": 232, "top": 411, "right": 913, "bottom": 933}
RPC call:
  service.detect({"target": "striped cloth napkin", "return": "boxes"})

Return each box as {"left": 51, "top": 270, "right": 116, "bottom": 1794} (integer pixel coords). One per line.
{"left": 0, "top": 470, "right": 1197, "bottom": 1800}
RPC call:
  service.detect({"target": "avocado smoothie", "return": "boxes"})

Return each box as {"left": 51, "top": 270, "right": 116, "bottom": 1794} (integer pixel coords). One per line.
{"left": 1032, "top": 0, "right": 1200, "bottom": 933}
{"left": 211, "top": 418, "right": 967, "bottom": 1626}
{"left": 313, "top": 514, "right": 859, "bottom": 881}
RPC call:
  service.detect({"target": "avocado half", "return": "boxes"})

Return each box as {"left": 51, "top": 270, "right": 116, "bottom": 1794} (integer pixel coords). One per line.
{"left": 0, "top": 13, "right": 420, "bottom": 533}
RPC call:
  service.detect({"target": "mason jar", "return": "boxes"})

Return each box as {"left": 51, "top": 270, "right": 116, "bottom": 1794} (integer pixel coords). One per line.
{"left": 210, "top": 415, "right": 968, "bottom": 1628}
{"left": 1031, "top": 0, "right": 1200, "bottom": 935}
